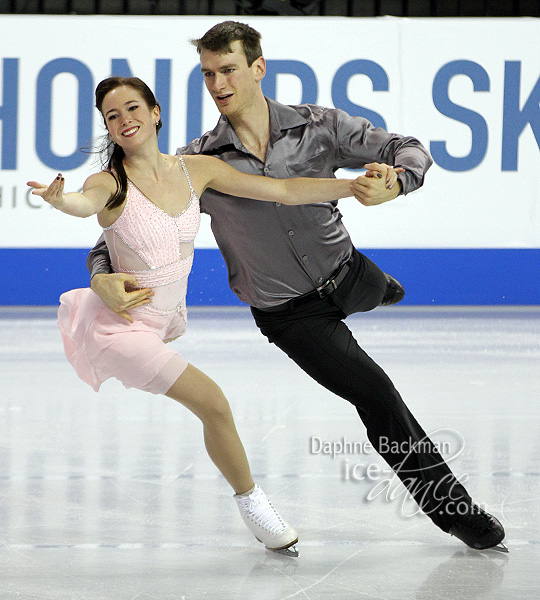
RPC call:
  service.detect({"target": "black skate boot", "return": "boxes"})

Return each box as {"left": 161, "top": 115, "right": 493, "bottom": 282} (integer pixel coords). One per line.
{"left": 380, "top": 273, "right": 405, "bottom": 306}
{"left": 449, "top": 503, "right": 508, "bottom": 552}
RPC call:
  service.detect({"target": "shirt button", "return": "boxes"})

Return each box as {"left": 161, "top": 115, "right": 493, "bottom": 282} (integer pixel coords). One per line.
{"left": 302, "top": 255, "right": 308, "bottom": 261}
{"left": 317, "top": 277, "right": 323, "bottom": 283}
{"left": 288, "top": 230, "right": 294, "bottom": 236}
{"left": 263, "top": 167, "right": 269, "bottom": 174}
{"left": 275, "top": 202, "right": 281, "bottom": 207}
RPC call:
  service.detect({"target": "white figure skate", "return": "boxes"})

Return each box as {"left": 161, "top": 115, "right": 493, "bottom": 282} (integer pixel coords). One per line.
{"left": 234, "top": 484, "right": 299, "bottom": 557}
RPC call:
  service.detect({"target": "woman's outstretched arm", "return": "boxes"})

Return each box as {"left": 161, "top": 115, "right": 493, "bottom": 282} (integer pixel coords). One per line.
{"left": 27, "top": 171, "right": 116, "bottom": 217}
{"left": 191, "top": 155, "right": 354, "bottom": 205}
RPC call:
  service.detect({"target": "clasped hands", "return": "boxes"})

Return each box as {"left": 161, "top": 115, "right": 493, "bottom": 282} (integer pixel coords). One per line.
{"left": 350, "top": 163, "right": 405, "bottom": 206}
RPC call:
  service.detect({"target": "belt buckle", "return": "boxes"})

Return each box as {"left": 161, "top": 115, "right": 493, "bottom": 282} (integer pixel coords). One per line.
{"left": 316, "top": 277, "right": 337, "bottom": 298}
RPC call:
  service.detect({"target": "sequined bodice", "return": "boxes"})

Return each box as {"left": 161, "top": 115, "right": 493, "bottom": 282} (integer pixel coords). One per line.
{"left": 102, "top": 156, "right": 200, "bottom": 315}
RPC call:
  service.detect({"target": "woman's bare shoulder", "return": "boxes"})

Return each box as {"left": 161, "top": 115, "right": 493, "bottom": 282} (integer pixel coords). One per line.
{"left": 83, "top": 170, "right": 118, "bottom": 192}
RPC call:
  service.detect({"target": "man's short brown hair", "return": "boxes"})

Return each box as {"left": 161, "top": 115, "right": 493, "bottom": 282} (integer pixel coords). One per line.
{"left": 191, "top": 21, "right": 263, "bottom": 67}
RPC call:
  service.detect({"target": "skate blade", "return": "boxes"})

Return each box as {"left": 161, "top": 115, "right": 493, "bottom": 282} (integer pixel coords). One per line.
{"left": 254, "top": 536, "right": 300, "bottom": 558}
{"left": 266, "top": 544, "right": 299, "bottom": 558}
{"left": 491, "top": 541, "right": 509, "bottom": 553}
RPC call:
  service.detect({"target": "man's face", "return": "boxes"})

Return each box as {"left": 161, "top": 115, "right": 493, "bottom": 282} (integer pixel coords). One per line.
{"left": 200, "top": 40, "right": 265, "bottom": 119}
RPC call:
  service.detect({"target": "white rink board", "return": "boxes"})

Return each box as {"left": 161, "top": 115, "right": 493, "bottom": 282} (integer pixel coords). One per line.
{"left": 1, "top": 16, "right": 539, "bottom": 249}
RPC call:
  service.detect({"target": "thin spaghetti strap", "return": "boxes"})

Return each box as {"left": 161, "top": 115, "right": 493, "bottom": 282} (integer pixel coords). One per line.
{"left": 178, "top": 156, "right": 195, "bottom": 194}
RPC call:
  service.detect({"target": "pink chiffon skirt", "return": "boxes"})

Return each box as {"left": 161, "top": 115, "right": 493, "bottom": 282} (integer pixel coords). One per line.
{"left": 58, "top": 288, "right": 189, "bottom": 394}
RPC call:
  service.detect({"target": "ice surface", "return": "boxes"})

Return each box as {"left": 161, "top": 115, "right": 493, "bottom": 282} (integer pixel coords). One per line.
{"left": 0, "top": 306, "right": 538, "bottom": 599}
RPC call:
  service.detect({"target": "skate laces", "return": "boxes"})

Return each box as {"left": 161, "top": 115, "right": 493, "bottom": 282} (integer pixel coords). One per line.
{"left": 238, "top": 488, "right": 287, "bottom": 535}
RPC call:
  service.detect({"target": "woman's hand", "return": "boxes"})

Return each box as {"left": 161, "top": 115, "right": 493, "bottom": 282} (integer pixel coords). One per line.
{"left": 364, "top": 162, "right": 405, "bottom": 189}
{"left": 27, "top": 174, "right": 66, "bottom": 210}
{"left": 351, "top": 163, "right": 405, "bottom": 206}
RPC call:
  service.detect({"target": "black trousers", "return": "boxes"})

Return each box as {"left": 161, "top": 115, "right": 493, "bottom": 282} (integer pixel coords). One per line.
{"left": 251, "top": 249, "right": 471, "bottom": 532}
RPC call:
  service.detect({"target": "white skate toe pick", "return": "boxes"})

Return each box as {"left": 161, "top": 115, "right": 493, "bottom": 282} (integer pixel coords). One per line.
{"left": 234, "top": 484, "right": 299, "bottom": 556}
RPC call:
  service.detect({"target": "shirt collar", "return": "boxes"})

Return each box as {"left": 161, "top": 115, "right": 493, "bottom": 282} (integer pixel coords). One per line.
{"left": 201, "top": 97, "right": 309, "bottom": 153}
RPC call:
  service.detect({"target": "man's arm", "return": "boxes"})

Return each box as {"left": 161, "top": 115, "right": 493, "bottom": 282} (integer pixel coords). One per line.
{"left": 87, "top": 235, "right": 154, "bottom": 324}
{"left": 86, "top": 234, "right": 113, "bottom": 279}
{"left": 330, "top": 108, "right": 433, "bottom": 197}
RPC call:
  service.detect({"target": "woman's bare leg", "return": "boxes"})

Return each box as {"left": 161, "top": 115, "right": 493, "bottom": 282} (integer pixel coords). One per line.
{"left": 165, "top": 363, "right": 254, "bottom": 495}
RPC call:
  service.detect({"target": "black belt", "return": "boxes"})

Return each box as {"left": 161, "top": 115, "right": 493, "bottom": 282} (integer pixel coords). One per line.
{"left": 257, "top": 259, "right": 352, "bottom": 313}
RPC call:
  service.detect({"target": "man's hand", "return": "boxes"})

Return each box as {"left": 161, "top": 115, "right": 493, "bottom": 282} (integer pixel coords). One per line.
{"left": 351, "top": 163, "right": 405, "bottom": 206}
{"left": 90, "top": 273, "right": 154, "bottom": 323}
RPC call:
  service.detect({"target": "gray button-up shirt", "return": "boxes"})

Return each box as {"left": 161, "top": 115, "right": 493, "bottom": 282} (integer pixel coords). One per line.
{"left": 87, "top": 98, "right": 432, "bottom": 308}
{"left": 177, "top": 98, "right": 432, "bottom": 308}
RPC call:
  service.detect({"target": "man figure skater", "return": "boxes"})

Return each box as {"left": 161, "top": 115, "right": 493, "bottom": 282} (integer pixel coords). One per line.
{"left": 87, "top": 21, "right": 506, "bottom": 552}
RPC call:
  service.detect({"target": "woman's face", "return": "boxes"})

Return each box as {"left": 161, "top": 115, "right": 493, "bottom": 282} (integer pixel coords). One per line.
{"left": 101, "top": 85, "right": 160, "bottom": 149}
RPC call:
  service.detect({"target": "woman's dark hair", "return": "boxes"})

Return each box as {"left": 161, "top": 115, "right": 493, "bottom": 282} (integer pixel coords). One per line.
{"left": 95, "top": 77, "right": 162, "bottom": 210}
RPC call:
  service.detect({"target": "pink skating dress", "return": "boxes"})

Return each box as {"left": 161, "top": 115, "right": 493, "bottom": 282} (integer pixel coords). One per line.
{"left": 58, "top": 156, "right": 200, "bottom": 394}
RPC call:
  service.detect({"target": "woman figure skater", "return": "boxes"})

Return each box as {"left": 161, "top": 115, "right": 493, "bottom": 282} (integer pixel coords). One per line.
{"left": 27, "top": 76, "right": 378, "bottom": 557}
